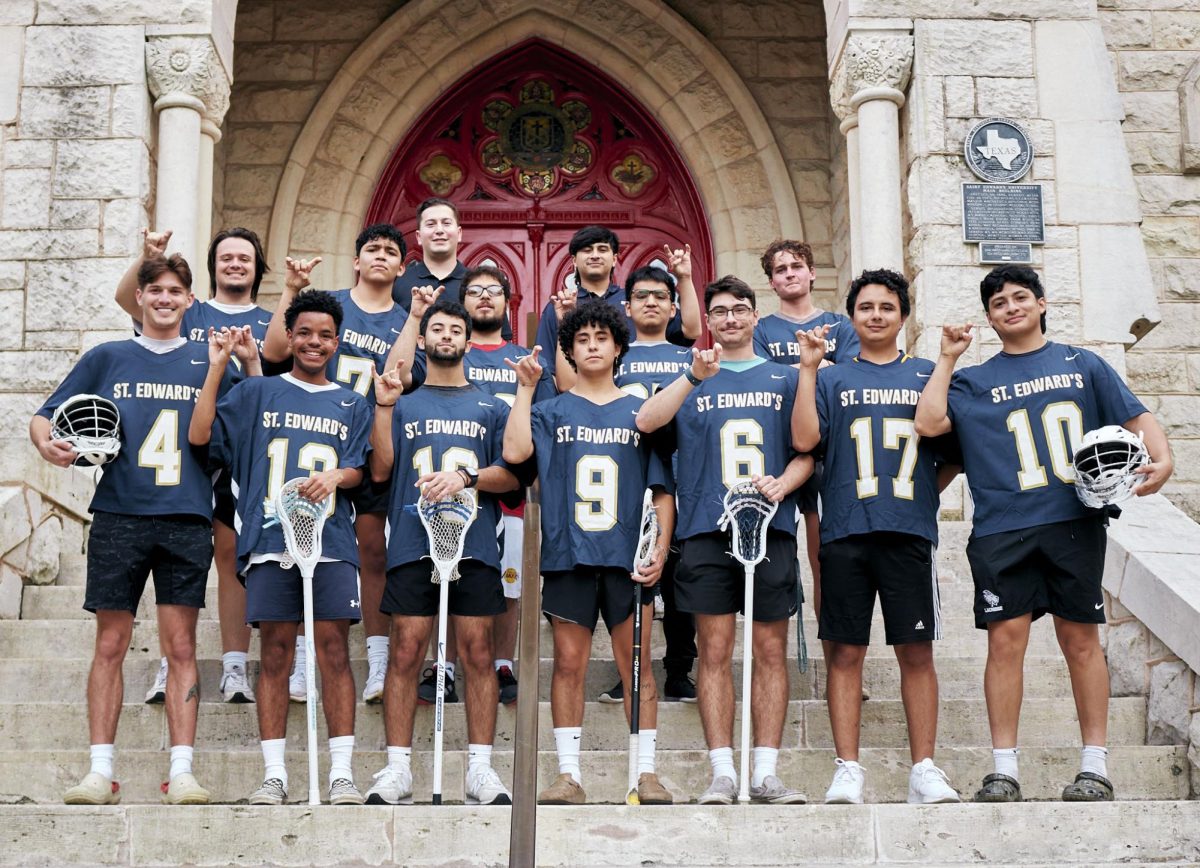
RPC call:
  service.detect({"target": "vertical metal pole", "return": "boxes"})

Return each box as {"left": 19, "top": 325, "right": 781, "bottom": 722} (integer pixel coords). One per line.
{"left": 508, "top": 491, "right": 541, "bottom": 868}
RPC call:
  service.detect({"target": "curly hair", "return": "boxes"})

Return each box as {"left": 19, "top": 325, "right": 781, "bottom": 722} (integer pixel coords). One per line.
{"left": 558, "top": 300, "right": 630, "bottom": 375}
{"left": 285, "top": 289, "right": 343, "bottom": 332}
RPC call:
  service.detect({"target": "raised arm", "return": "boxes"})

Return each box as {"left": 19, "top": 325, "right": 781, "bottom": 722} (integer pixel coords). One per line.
{"left": 368, "top": 368, "right": 403, "bottom": 483}
{"left": 262, "top": 256, "right": 322, "bottom": 363}
{"left": 636, "top": 344, "right": 721, "bottom": 433}
{"left": 914, "top": 324, "right": 973, "bottom": 438}
{"left": 791, "top": 324, "right": 830, "bottom": 452}
{"left": 383, "top": 285, "right": 440, "bottom": 390}
{"left": 502, "top": 348, "right": 542, "bottom": 464}
{"left": 665, "top": 243, "right": 701, "bottom": 341}
{"left": 189, "top": 328, "right": 234, "bottom": 446}
{"left": 115, "top": 229, "right": 172, "bottom": 322}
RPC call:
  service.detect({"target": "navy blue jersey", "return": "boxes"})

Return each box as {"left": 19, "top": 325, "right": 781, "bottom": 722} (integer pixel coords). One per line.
{"left": 670, "top": 361, "right": 800, "bottom": 539}
{"left": 209, "top": 374, "right": 371, "bottom": 572}
{"left": 816, "top": 354, "right": 942, "bottom": 545}
{"left": 324, "top": 288, "right": 408, "bottom": 403}
{"left": 385, "top": 385, "right": 510, "bottom": 569}
{"left": 754, "top": 311, "right": 859, "bottom": 365}
{"left": 181, "top": 299, "right": 284, "bottom": 376}
{"left": 615, "top": 341, "right": 693, "bottom": 398}
{"left": 37, "top": 340, "right": 229, "bottom": 518}
{"left": 411, "top": 341, "right": 556, "bottom": 405}
{"left": 947, "top": 340, "right": 1147, "bottom": 537}
{"left": 531, "top": 393, "right": 665, "bottom": 571}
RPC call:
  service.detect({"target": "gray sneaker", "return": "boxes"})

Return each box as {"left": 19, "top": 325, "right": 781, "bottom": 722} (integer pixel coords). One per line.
{"left": 329, "top": 778, "right": 365, "bottom": 805}
{"left": 248, "top": 778, "right": 287, "bottom": 806}
{"left": 750, "top": 775, "right": 807, "bottom": 804}
{"left": 697, "top": 775, "right": 737, "bottom": 805}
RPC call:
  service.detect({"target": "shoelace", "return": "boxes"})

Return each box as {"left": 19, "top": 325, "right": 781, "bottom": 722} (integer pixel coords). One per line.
{"left": 372, "top": 767, "right": 406, "bottom": 786}
{"left": 833, "top": 762, "right": 863, "bottom": 785}
{"left": 915, "top": 763, "right": 950, "bottom": 787}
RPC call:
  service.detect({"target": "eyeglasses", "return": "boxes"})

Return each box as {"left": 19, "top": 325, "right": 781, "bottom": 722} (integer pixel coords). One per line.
{"left": 631, "top": 289, "right": 672, "bottom": 301}
{"left": 464, "top": 284, "right": 505, "bottom": 298}
{"left": 707, "top": 305, "right": 755, "bottom": 320}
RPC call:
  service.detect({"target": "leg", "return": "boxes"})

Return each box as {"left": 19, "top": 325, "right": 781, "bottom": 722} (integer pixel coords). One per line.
{"left": 894, "top": 642, "right": 938, "bottom": 763}
{"left": 694, "top": 613, "right": 736, "bottom": 749}
{"left": 356, "top": 512, "right": 390, "bottom": 640}
{"left": 984, "top": 615, "right": 1032, "bottom": 748}
{"left": 749, "top": 618, "right": 790, "bottom": 749}
{"left": 610, "top": 604, "right": 659, "bottom": 732}
{"left": 495, "top": 598, "right": 518, "bottom": 666}
{"left": 1054, "top": 617, "right": 1109, "bottom": 747}
{"left": 455, "top": 615, "right": 499, "bottom": 745}
{"left": 214, "top": 519, "right": 251, "bottom": 656}
{"left": 314, "top": 620, "right": 356, "bottom": 737}
{"left": 157, "top": 604, "right": 201, "bottom": 748}
{"left": 256, "top": 621, "right": 298, "bottom": 741}
{"left": 826, "top": 642, "right": 868, "bottom": 761}
{"left": 87, "top": 610, "right": 135, "bottom": 745}
{"left": 660, "top": 552, "right": 697, "bottom": 697}
{"left": 549, "top": 619, "right": 593, "bottom": 728}
{"left": 383, "top": 615, "right": 435, "bottom": 748}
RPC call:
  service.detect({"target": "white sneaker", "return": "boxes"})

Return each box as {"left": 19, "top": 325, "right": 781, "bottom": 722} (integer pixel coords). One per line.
{"left": 220, "top": 664, "right": 255, "bottom": 703}
{"left": 465, "top": 765, "right": 512, "bottom": 805}
{"left": 362, "top": 660, "right": 386, "bottom": 704}
{"left": 908, "top": 758, "right": 960, "bottom": 804}
{"left": 824, "top": 758, "right": 865, "bottom": 804}
{"left": 365, "top": 766, "right": 413, "bottom": 805}
{"left": 288, "top": 664, "right": 308, "bottom": 703}
{"left": 145, "top": 658, "right": 168, "bottom": 704}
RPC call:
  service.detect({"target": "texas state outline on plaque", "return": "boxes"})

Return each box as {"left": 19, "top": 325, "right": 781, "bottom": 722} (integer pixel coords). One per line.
{"left": 975, "top": 129, "right": 1022, "bottom": 169}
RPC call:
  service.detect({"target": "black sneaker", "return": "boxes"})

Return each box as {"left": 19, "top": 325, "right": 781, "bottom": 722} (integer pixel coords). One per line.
{"left": 416, "top": 666, "right": 458, "bottom": 705}
{"left": 497, "top": 665, "right": 518, "bottom": 705}
{"left": 664, "top": 673, "right": 697, "bottom": 703}
{"left": 598, "top": 679, "right": 623, "bottom": 704}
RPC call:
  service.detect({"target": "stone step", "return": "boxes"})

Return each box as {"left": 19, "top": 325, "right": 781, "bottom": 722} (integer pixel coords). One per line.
{"left": 0, "top": 615, "right": 1063, "bottom": 660}
{"left": 0, "top": 745, "right": 1186, "bottom": 806}
{"left": 0, "top": 653, "right": 1079, "bottom": 704}
{"left": 0, "top": 697, "right": 1148, "bottom": 752}
{"left": 4, "top": 801, "right": 1198, "bottom": 867}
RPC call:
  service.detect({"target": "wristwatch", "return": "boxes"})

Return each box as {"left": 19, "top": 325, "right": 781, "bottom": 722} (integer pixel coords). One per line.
{"left": 458, "top": 468, "right": 479, "bottom": 489}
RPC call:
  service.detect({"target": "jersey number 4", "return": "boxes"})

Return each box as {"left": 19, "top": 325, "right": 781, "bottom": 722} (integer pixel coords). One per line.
{"left": 138, "top": 410, "right": 182, "bottom": 486}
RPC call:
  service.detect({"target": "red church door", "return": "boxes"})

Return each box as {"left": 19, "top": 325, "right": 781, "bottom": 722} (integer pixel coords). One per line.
{"left": 365, "top": 39, "right": 713, "bottom": 344}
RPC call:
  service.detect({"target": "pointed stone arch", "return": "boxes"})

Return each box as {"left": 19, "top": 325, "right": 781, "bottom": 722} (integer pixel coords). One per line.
{"left": 264, "top": 0, "right": 803, "bottom": 289}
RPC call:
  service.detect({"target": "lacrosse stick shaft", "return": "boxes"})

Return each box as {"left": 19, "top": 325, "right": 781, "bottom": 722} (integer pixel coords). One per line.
{"left": 302, "top": 571, "right": 320, "bottom": 806}
{"left": 432, "top": 575, "right": 450, "bottom": 806}
{"left": 627, "top": 581, "right": 643, "bottom": 804}
{"left": 738, "top": 564, "right": 755, "bottom": 803}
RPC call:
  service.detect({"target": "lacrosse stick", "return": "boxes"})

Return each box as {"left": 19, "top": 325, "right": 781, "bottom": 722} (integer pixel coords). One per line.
{"left": 718, "top": 480, "right": 778, "bottom": 803}
{"left": 626, "top": 489, "right": 660, "bottom": 805}
{"left": 273, "top": 478, "right": 332, "bottom": 806}
{"left": 413, "top": 488, "right": 478, "bottom": 805}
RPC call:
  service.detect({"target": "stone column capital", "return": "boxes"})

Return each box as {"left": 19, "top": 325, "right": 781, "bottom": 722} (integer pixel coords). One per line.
{"left": 146, "top": 35, "right": 230, "bottom": 126}
{"left": 842, "top": 32, "right": 913, "bottom": 108}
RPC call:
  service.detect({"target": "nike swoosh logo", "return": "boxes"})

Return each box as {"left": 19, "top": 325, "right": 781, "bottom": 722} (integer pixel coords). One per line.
{"left": 191, "top": 359, "right": 207, "bottom": 365}
{"left": 390, "top": 328, "right": 403, "bottom": 335}
{"left": 341, "top": 400, "right": 356, "bottom": 407}
{"left": 1094, "top": 602, "right": 1104, "bottom": 610}
{"left": 478, "top": 401, "right": 493, "bottom": 407}
{"left": 770, "top": 374, "right": 785, "bottom": 380}
{"left": 917, "top": 372, "right": 931, "bottom": 379}
{"left": 1065, "top": 353, "right": 1079, "bottom": 361}
{"left": 257, "top": 319, "right": 271, "bottom": 326}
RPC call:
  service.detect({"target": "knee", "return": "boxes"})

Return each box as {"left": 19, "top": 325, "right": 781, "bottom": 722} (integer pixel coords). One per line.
{"left": 1058, "top": 629, "right": 1101, "bottom": 663}
{"left": 94, "top": 629, "right": 131, "bottom": 664}
{"left": 358, "top": 536, "right": 386, "bottom": 572}
{"left": 894, "top": 643, "right": 933, "bottom": 671}
{"left": 317, "top": 636, "right": 350, "bottom": 673}
{"left": 458, "top": 634, "right": 493, "bottom": 673}
{"left": 162, "top": 630, "right": 196, "bottom": 666}
{"left": 259, "top": 638, "right": 294, "bottom": 677}
{"left": 828, "top": 643, "right": 867, "bottom": 670}
{"left": 552, "top": 648, "right": 587, "bottom": 683}
{"left": 388, "top": 633, "right": 424, "bottom": 673}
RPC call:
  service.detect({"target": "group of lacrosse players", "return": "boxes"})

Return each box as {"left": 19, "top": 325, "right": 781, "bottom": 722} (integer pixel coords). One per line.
{"left": 32, "top": 215, "right": 1173, "bottom": 812}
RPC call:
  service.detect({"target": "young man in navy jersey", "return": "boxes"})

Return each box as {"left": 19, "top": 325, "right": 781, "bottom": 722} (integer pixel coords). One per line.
{"left": 365, "top": 300, "right": 519, "bottom": 807}
{"left": 533, "top": 226, "right": 700, "bottom": 388}
{"left": 637, "top": 275, "right": 813, "bottom": 805}
{"left": 596, "top": 263, "right": 697, "bottom": 705}
{"left": 792, "top": 268, "right": 960, "bottom": 805}
{"left": 116, "top": 227, "right": 273, "bottom": 705}
{"left": 504, "top": 302, "right": 674, "bottom": 806}
{"left": 263, "top": 224, "right": 408, "bottom": 706}
{"left": 753, "top": 240, "right": 860, "bottom": 652}
{"left": 192, "top": 291, "right": 371, "bottom": 806}
{"left": 33, "top": 254, "right": 237, "bottom": 806}
{"left": 915, "top": 264, "right": 1173, "bottom": 803}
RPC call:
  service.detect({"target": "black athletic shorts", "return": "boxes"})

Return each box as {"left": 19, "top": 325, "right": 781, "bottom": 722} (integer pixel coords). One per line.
{"left": 542, "top": 566, "right": 637, "bottom": 633}
{"left": 966, "top": 515, "right": 1107, "bottom": 629}
{"left": 350, "top": 476, "right": 391, "bottom": 515}
{"left": 676, "top": 530, "right": 798, "bottom": 621}
{"left": 818, "top": 532, "right": 939, "bottom": 645}
{"left": 212, "top": 469, "right": 236, "bottom": 529}
{"left": 84, "top": 511, "right": 211, "bottom": 613}
{"left": 797, "top": 461, "right": 823, "bottom": 514}
{"left": 382, "top": 559, "right": 505, "bottom": 618}
{"left": 244, "top": 559, "right": 361, "bottom": 626}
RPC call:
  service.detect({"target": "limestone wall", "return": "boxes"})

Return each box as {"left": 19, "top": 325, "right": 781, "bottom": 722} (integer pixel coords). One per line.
{"left": 1099, "top": 2, "right": 1200, "bottom": 519}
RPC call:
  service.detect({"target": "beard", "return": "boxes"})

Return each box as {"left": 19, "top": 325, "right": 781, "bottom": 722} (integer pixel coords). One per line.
{"left": 470, "top": 308, "right": 507, "bottom": 334}
{"left": 427, "top": 343, "right": 467, "bottom": 365}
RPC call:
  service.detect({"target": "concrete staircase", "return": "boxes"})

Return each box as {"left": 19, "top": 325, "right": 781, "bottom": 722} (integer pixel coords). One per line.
{"left": 1, "top": 520, "right": 1198, "bottom": 866}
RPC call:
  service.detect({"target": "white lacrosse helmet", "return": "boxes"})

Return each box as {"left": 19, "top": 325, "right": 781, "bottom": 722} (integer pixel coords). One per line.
{"left": 1072, "top": 425, "right": 1149, "bottom": 509}
{"left": 50, "top": 394, "right": 121, "bottom": 466}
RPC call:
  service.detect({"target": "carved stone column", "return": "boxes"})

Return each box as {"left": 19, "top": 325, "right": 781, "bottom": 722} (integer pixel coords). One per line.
{"left": 837, "top": 32, "right": 913, "bottom": 273}
{"left": 830, "top": 61, "right": 862, "bottom": 277}
{"left": 146, "top": 36, "right": 231, "bottom": 272}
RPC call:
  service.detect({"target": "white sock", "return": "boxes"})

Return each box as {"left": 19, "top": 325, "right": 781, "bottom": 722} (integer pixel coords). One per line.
{"left": 468, "top": 743, "right": 493, "bottom": 775}
{"left": 328, "top": 735, "right": 355, "bottom": 785}
{"left": 89, "top": 744, "right": 114, "bottom": 779}
{"left": 292, "top": 637, "right": 305, "bottom": 675}
{"left": 752, "top": 746, "right": 778, "bottom": 787}
{"left": 709, "top": 746, "right": 736, "bottom": 783}
{"left": 261, "top": 738, "right": 287, "bottom": 787}
{"left": 386, "top": 745, "right": 412, "bottom": 772}
{"left": 494, "top": 658, "right": 513, "bottom": 671}
{"left": 553, "top": 726, "right": 583, "bottom": 785}
{"left": 222, "top": 651, "right": 248, "bottom": 673}
{"left": 1081, "top": 745, "right": 1108, "bottom": 778}
{"left": 169, "top": 745, "right": 193, "bottom": 779}
{"left": 366, "top": 636, "right": 389, "bottom": 672}
{"left": 444, "top": 661, "right": 456, "bottom": 682}
{"left": 637, "top": 729, "right": 657, "bottom": 775}
{"left": 993, "top": 747, "right": 1019, "bottom": 780}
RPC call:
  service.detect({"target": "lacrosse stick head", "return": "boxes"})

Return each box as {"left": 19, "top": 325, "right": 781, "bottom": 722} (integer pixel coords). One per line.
{"left": 720, "top": 480, "right": 778, "bottom": 567}
{"left": 1072, "top": 425, "right": 1149, "bottom": 509}
{"left": 633, "top": 488, "right": 660, "bottom": 574}
{"left": 274, "top": 478, "right": 331, "bottom": 577}
{"left": 51, "top": 394, "right": 121, "bottom": 466}
{"left": 416, "top": 489, "right": 478, "bottom": 583}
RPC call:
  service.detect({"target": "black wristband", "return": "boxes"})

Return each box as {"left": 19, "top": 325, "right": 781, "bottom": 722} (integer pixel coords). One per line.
{"left": 683, "top": 369, "right": 702, "bottom": 387}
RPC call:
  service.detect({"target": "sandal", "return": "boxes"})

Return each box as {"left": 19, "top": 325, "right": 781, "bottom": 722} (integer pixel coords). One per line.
{"left": 973, "top": 773, "right": 1022, "bottom": 803}
{"left": 1062, "top": 771, "right": 1113, "bottom": 802}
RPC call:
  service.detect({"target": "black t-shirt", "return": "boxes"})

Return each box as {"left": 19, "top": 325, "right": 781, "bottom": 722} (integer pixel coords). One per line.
{"left": 392, "top": 259, "right": 513, "bottom": 340}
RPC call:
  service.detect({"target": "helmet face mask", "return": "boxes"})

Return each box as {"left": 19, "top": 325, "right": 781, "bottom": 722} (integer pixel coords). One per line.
{"left": 50, "top": 394, "right": 121, "bottom": 467}
{"left": 1072, "top": 425, "right": 1149, "bottom": 509}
